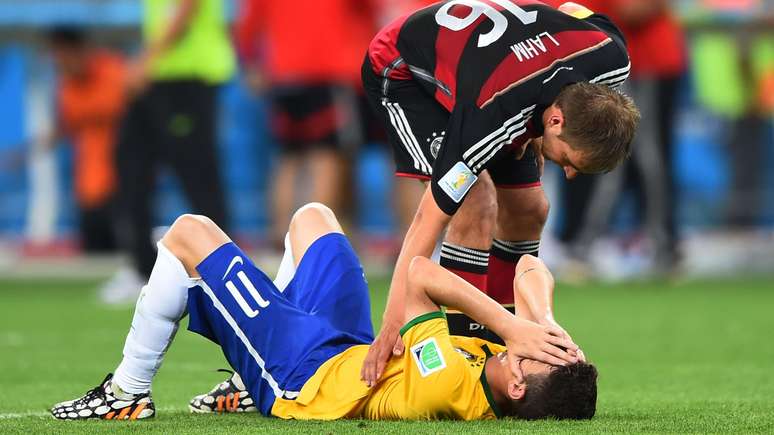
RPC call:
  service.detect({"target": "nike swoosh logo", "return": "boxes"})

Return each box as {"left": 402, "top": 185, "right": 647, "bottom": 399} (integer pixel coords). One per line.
{"left": 222, "top": 256, "right": 244, "bottom": 280}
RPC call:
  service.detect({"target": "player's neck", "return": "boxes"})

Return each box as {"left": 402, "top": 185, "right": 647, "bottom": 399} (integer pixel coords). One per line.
{"left": 484, "top": 357, "right": 512, "bottom": 414}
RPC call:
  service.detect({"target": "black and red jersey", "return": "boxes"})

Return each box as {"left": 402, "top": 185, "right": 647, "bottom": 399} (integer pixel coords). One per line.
{"left": 367, "top": 0, "right": 631, "bottom": 214}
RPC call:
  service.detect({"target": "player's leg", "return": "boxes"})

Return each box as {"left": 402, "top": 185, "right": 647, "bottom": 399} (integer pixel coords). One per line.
{"left": 113, "top": 92, "right": 157, "bottom": 284}
{"left": 490, "top": 186, "right": 548, "bottom": 299}
{"left": 270, "top": 153, "right": 301, "bottom": 249}
{"left": 270, "top": 201, "right": 345, "bottom": 293}
{"left": 268, "top": 87, "right": 304, "bottom": 249}
{"left": 363, "top": 56, "right": 499, "bottom": 336}
{"left": 442, "top": 171, "right": 498, "bottom": 338}
{"left": 287, "top": 202, "right": 343, "bottom": 259}
{"left": 487, "top": 148, "right": 547, "bottom": 320}
{"left": 165, "top": 82, "right": 230, "bottom": 233}
{"left": 282, "top": 203, "right": 374, "bottom": 341}
{"left": 307, "top": 85, "right": 361, "bottom": 224}
{"left": 188, "top": 210, "right": 311, "bottom": 415}
{"left": 361, "top": 54, "right": 440, "bottom": 233}
{"left": 190, "top": 202, "right": 367, "bottom": 414}
{"left": 309, "top": 148, "right": 344, "bottom": 214}
{"left": 51, "top": 214, "right": 227, "bottom": 420}
{"left": 394, "top": 176, "right": 427, "bottom": 235}
{"left": 183, "top": 206, "right": 373, "bottom": 416}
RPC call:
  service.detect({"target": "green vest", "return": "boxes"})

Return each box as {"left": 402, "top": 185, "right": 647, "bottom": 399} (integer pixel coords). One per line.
{"left": 692, "top": 32, "right": 774, "bottom": 117}
{"left": 143, "top": 0, "right": 235, "bottom": 83}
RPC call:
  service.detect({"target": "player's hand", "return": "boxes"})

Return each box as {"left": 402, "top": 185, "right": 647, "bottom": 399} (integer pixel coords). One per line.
{"left": 361, "top": 322, "right": 402, "bottom": 387}
{"left": 538, "top": 318, "right": 585, "bottom": 361}
{"left": 392, "top": 334, "right": 405, "bottom": 356}
{"left": 538, "top": 317, "right": 573, "bottom": 343}
{"left": 504, "top": 318, "right": 579, "bottom": 373}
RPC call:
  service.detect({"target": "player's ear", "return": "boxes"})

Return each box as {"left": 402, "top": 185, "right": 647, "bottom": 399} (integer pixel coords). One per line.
{"left": 507, "top": 378, "right": 526, "bottom": 401}
{"left": 546, "top": 104, "right": 565, "bottom": 130}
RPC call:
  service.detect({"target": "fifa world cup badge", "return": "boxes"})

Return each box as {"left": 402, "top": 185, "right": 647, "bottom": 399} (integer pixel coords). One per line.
{"left": 439, "top": 162, "right": 478, "bottom": 203}
{"left": 410, "top": 337, "right": 447, "bottom": 377}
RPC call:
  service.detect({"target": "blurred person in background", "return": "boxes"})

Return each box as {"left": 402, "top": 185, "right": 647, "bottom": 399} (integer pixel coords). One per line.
{"left": 235, "top": 0, "right": 378, "bottom": 249}
{"left": 548, "top": 0, "right": 686, "bottom": 277}
{"left": 104, "top": 0, "right": 235, "bottom": 303}
{"left": 46, "top": 26, "right": 125, "bottom": 253}
{"left": 689, "top": 0, "right": 773, "bottom": 227}
{"left": 373, "top": 0, "right": 438, "bottom": 238}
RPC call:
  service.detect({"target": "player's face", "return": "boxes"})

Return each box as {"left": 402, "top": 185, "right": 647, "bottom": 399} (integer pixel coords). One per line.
{"left": 496, "top": 351, "right": 553, "bottom": 379}
{"left": 541, "top": 133, "right": 586, "bottom": 180}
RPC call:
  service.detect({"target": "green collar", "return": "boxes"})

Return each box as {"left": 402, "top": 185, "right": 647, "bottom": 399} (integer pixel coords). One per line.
{"left": 399, "top": 311, "right": 445, "bottom": 337}
{"left": 479, "top": 345, "right": 504, "bottom": 419}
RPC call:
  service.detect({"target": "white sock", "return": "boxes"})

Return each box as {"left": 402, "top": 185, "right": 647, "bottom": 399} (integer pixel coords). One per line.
{"left": 113, "top": 241, "right": 194, "bottom": 394}
{"left": 273, "top": 233, "right": 296, "bottom": 292}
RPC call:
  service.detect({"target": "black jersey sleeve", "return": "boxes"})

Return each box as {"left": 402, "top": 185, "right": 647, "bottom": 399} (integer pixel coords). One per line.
{"left": 430, "top": 100, "right": 535, "bottom": 215}
{"left": 582, "top": 14, "right": 627, "bottom": 51}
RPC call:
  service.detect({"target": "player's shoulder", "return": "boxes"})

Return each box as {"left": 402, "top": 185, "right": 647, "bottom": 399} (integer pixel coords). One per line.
{"left": 400, "top": 312, "right": 476, "bottom": 382}
{"left": 400, "top": 312, "right": 451, "bottom": 357}
{"left": 450, "top": 336, "right": 506, "bottom": 358}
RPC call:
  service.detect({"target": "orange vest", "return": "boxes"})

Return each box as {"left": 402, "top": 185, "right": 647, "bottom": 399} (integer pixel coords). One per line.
{"left": 57, "top": 51, "right": 126, "bottom": 208}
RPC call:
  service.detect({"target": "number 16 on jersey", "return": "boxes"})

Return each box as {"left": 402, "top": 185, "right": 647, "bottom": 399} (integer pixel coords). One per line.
{"left": 436, "top": 0, "right": 538, "bottom": 47}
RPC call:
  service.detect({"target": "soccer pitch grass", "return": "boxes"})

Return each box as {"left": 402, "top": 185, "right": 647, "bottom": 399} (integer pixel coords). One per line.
{"left": 1, "top": 277, "right": 773, "bottom": 434}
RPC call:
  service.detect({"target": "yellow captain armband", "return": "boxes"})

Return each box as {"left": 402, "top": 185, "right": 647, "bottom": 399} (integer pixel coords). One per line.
{"left": 558, "top": 2, "right": 595, "bottom": 19}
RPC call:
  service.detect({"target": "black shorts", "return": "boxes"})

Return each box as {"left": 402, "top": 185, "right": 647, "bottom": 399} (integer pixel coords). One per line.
{"left": 269, "top": 84, "right": 364, "bottom": 153}
{"left": 362, "top": 56, "right": 540, "bottom": 187}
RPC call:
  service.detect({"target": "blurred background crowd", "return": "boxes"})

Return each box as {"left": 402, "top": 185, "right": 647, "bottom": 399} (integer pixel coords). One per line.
{"left": 0, "top": 0, "right": 771, "bottom": 302}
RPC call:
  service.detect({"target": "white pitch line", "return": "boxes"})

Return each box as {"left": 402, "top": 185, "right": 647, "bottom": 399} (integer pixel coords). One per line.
{"left": 0, "top": 407, "right": 183, "bottom": 420}
{"left": 0, "top": 411, "right": 49, "bottom": 419}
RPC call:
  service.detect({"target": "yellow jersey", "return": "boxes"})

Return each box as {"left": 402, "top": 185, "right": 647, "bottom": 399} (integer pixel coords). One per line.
{"left": 271, "top": 312, "right": 506, "bottom": 420}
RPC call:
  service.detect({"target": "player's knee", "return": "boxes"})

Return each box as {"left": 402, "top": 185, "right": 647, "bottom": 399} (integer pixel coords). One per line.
{"left": 293, "top": 202, "right": 335, "bottom": 221}
{"left": 528, "top": 195, "right": 550, "bottom": 227}
{"left": 499, "top": 192, "right": 549, "bottom": 234}
{"left": 163, "top": 214, "right": 214, "bottom": 254}
{"left": 290, "top": 202, "right": 340, "bottom": 234}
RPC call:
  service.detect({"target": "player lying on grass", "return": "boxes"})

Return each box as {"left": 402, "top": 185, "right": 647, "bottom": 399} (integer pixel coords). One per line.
{"left": 52, "top": 203, "right": 591, "bottom": 421}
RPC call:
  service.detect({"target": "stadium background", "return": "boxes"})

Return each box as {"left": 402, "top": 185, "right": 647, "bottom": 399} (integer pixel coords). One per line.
{"left": 0, "top": 1, "right": 772, "bottom": 251}
{"left": 0, "top": 0, "right": 772, "bottom": 433}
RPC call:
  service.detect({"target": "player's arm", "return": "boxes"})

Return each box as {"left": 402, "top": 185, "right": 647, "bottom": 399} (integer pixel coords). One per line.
{"left": 384, "top": 186, "right": 451, "bottom": 323}
{"left": 513, "top": 255, "right": 560, "bottom": 326}
{"left": 143, "top": 0, "right": 198, "bottom": 62}
{"left": 405, "top": 256, "right": 579, "bottom": 370}
{"left": 362, "top": 103, "right": 503, "bottom": 384}
{"left": 513, "top": 255, "right": 583, "bottom": 360}
{"left": 127, "top": 0, "right": 199, "bottom": 93}
{"left": 361, "top": 186, "right": 451, "bottom": 384}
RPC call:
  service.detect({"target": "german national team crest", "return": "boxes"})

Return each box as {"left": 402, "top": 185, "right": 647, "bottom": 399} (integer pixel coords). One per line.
{"left": 438, "top": 162, "right": 477, "bottom": 203}
{"left": 410, "top": 337, "right": 447, "bottom": 377}
{"left": 426, "top": 131, "right": 446, "bottom": 158}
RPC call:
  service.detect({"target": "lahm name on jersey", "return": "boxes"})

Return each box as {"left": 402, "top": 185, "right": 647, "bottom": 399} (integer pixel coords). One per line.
{"left": 509, "top": 32, "right": 560, "bottom": 62}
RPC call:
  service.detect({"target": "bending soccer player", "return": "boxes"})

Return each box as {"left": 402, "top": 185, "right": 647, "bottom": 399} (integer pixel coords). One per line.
{"left": 361, "top": 0, "right": 640, "bottom": 375}
{"left": 52, "top": 203, "right": 592, "bottom": 421}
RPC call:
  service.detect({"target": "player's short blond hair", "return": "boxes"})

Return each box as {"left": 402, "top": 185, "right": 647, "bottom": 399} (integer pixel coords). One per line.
{"left": 555, "top": 82, "right": 640, "bottom": 173}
